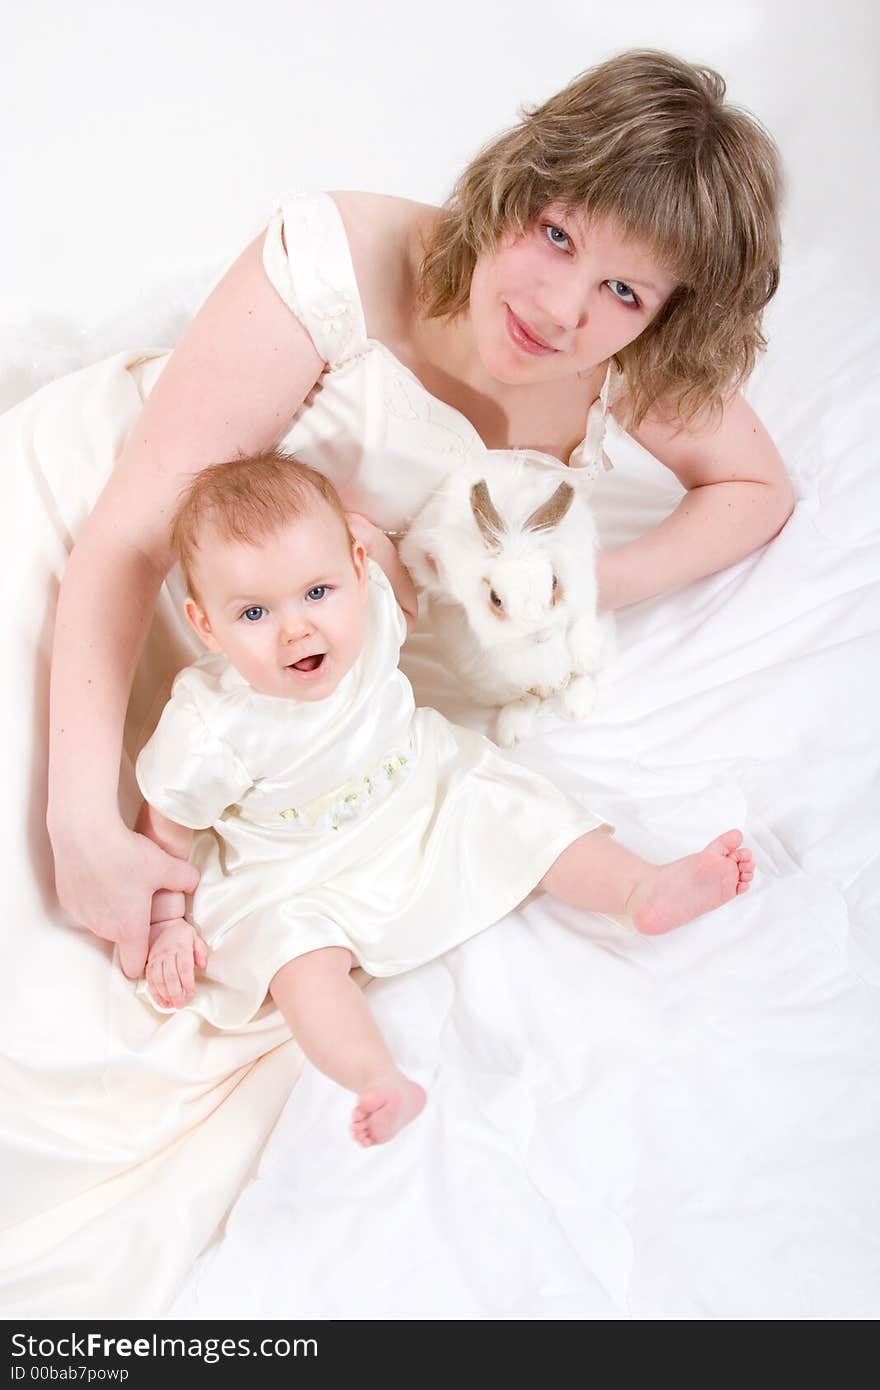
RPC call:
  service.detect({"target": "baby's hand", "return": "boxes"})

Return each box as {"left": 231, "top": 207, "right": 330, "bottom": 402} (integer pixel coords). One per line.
{"left": 145, "top": 918, "right": 208, "bottom": 1010}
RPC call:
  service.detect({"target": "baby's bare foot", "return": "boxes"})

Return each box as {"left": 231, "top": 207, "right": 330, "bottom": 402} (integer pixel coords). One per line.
{"left": 627, "top": 830, "right": 754, "bottom": 936}
{"left": 350, "top": 1074, "right": 427, "bottom": 1148}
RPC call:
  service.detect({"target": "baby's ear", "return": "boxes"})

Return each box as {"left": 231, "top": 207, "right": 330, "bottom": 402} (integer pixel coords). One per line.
{"left": 352, "top": 541, "right": 369, "bottom": 600}
{"left": 184, "top": 598, "right": 222, "bottom": 652}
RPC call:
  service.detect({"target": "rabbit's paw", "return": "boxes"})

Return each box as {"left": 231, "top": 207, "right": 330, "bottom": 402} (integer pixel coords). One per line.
{"left": 559, "top": 673, "right": 597, "bottom": 721}
{"left": 567, "top": 614, "right": 604, "bottom": 673}
{"left": 495, "top": 694, "right": 541, "bottom": 747}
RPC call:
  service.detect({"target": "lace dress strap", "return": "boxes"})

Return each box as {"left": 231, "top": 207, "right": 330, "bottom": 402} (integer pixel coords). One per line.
{"left": 262, "top": 191, "right": 369, "bottom": 369}
{"left": 566, "top": 361, "right": 626, "bottom": 480}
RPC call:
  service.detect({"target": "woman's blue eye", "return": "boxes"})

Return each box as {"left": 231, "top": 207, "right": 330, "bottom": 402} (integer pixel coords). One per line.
{"left": 242, "top": 606, "right": 266, "bottom": 622}
{"left": 306, "top": 586, "right": 328, "bottom": 601}
{"left": 544, "top": 224, "right": 570, "bottom": 251}
{"left": 607, "top": 279, "right": 638, "bottom": 306}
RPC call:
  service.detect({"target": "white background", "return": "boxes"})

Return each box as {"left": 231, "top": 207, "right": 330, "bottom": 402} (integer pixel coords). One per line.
{"left": 3, "top": 0, "right": 877, "bottom": 333}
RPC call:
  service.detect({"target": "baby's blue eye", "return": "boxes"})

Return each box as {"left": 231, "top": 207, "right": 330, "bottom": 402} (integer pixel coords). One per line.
{"left": 607, "top": 280, "right": 638, "bottom": 306}
{"left": 544, "top": 224, "right": 570, "bottom": 250}
{"left": 242, "top": 606, "right": 266, "bottom": 622}
{"left": 306, "top": 586, "right": 328, "bottom": 601}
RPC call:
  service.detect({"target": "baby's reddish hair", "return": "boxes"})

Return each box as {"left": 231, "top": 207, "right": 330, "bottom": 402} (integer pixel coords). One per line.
{"left": 170, "top": 451, "right": 351, "bottom": 601}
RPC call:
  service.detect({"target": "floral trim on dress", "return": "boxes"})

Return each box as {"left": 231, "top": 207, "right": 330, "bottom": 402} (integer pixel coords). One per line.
{"left": 277, "top": 747, "right": 413, "bottom": 833}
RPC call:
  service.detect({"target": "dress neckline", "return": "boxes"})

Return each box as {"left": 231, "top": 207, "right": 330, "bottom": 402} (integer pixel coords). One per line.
{"left": 320, "top": 192, "right": 613, "bottom": 474}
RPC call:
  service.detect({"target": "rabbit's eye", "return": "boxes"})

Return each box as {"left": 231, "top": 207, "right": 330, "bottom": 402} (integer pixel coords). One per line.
{"left": 489, "top": 589, "right": 503, "bottom": 609}
{"left": 551, "top": 575, "right": 558, "bottom": 591}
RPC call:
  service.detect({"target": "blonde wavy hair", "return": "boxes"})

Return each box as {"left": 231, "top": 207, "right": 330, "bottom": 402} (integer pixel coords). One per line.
{"left": 416, "top": 49, "right": 783, "bottom": 428}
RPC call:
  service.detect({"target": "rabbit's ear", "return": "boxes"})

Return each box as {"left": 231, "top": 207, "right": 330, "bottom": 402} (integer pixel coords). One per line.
{"left": 470, "top": 480, "right": 507, "bottom": 551}
{"left": 523, "top": 482, "right": 575, "bottom": 533}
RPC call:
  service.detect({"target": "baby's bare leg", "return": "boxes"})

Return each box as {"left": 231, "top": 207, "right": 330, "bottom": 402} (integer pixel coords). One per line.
{"left": 540, "top": 826, "right": 754, "bottom": 935}
{"left": 269, "top": 947, "right": 426, "bottom": 1147}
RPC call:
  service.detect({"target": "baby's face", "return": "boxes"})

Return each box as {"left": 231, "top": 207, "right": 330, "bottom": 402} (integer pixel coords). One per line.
{"left": 186, "top": 504, "right": 369, "bottom": 700}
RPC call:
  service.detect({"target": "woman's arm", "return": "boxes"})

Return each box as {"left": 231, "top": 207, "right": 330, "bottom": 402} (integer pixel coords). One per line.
{"left": 48, "top": 231, "right": 327, "bottom": 976}
{"left": 596, "top": 390, "right": 795, "bottom": 611}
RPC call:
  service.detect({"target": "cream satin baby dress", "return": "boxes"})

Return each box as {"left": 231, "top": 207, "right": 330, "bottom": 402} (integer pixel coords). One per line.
{"left": 136, "top": 561, "right": 604, "bottom": 1027}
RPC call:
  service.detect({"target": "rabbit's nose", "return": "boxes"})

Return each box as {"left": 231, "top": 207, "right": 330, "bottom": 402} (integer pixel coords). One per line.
{"left": 533, "top": 627, "right": 555, "bottom": 644}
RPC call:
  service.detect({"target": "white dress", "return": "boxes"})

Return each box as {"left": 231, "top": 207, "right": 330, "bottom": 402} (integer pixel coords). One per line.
{"left": 136, "top": 560, "right": 602, "bottom": 1028}
{"left": 0, "top": 188, "right": 628, "bottom": 1317}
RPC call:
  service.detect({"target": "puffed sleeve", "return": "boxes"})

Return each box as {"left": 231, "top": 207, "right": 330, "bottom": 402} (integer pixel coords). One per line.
{"left": 366, "top": 558, "right": 408, "bottom": 651}
{"left": 262, "top": 190, "right": 369, "bottom": 369}
{"left": 136, "top": 681, "right": 254, "bottom": 830}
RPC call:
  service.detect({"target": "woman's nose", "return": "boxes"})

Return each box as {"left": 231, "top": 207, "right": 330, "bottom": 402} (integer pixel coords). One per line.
{"left": 539, "top": 274, "right": 593, "bottom": 335}
{"left": 542, "top": 290, "right": 590, "bottom": 335}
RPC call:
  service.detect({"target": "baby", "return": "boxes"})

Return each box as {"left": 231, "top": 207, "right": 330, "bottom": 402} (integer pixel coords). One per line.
{"left": 136, "top": 451, "right": 754, "bottom": 1146}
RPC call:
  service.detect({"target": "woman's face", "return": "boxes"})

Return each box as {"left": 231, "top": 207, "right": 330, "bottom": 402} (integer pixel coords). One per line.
{"left": 468, "top": 204, "right": 678, "bottom": 384}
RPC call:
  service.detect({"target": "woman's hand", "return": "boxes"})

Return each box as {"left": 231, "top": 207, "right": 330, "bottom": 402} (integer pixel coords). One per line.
{"left": 50, "top": 818, "right": 200, "bottom": 980}
{"left": 345, "top": 511, "right": 389, "bottom": 559}
{"left": 345, "top": 511, "right": 419, "bottom": 633}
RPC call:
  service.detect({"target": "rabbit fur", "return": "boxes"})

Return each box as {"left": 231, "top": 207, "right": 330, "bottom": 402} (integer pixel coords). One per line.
{"left": 400, "top": 454, "right": 613, "bottom": 746}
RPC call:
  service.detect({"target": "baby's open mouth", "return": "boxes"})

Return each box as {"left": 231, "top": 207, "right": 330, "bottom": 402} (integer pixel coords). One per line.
{"left": 288, "top": 653, "right": 325, "bottom": 672}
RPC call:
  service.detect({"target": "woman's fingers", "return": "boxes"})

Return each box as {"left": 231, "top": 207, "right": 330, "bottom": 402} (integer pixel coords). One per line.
{"left": 153, "top": 848, "right": 200, "bottom": 897}
{"left": 118, "top": 923, "right": 151, "bottom": 981}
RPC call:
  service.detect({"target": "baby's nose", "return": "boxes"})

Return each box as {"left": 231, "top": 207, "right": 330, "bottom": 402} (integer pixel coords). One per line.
{"left": 281, "top": 616, "right": 312, "bottom": 643}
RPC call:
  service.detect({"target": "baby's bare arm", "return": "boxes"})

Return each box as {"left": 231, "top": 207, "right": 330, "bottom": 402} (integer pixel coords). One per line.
{"left": 135, "top": 801, "right": 194, "bottom": 864}
{"left": 134, "top": 802, "right": 195, "bottom": 927}
{"left": 135, "top": 803, "right": 207, "bottom": 1007}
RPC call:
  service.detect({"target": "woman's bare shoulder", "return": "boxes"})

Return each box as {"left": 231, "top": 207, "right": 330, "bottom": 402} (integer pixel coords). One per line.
{"left": 621, "top": 386, "right": 790, "bottom": 491}
{"left": 326, "top": 190, "right": 438, "bottom": 342}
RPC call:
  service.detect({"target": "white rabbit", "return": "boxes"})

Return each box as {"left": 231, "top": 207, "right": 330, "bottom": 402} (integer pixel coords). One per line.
{"left": 400, "top": 453, "right": 613, "bottom": 746}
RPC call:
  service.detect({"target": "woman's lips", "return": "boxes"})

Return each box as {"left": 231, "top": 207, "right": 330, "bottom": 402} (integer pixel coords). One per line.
{"left": 506, "top": 307, "right": 558, "bottom": 356}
